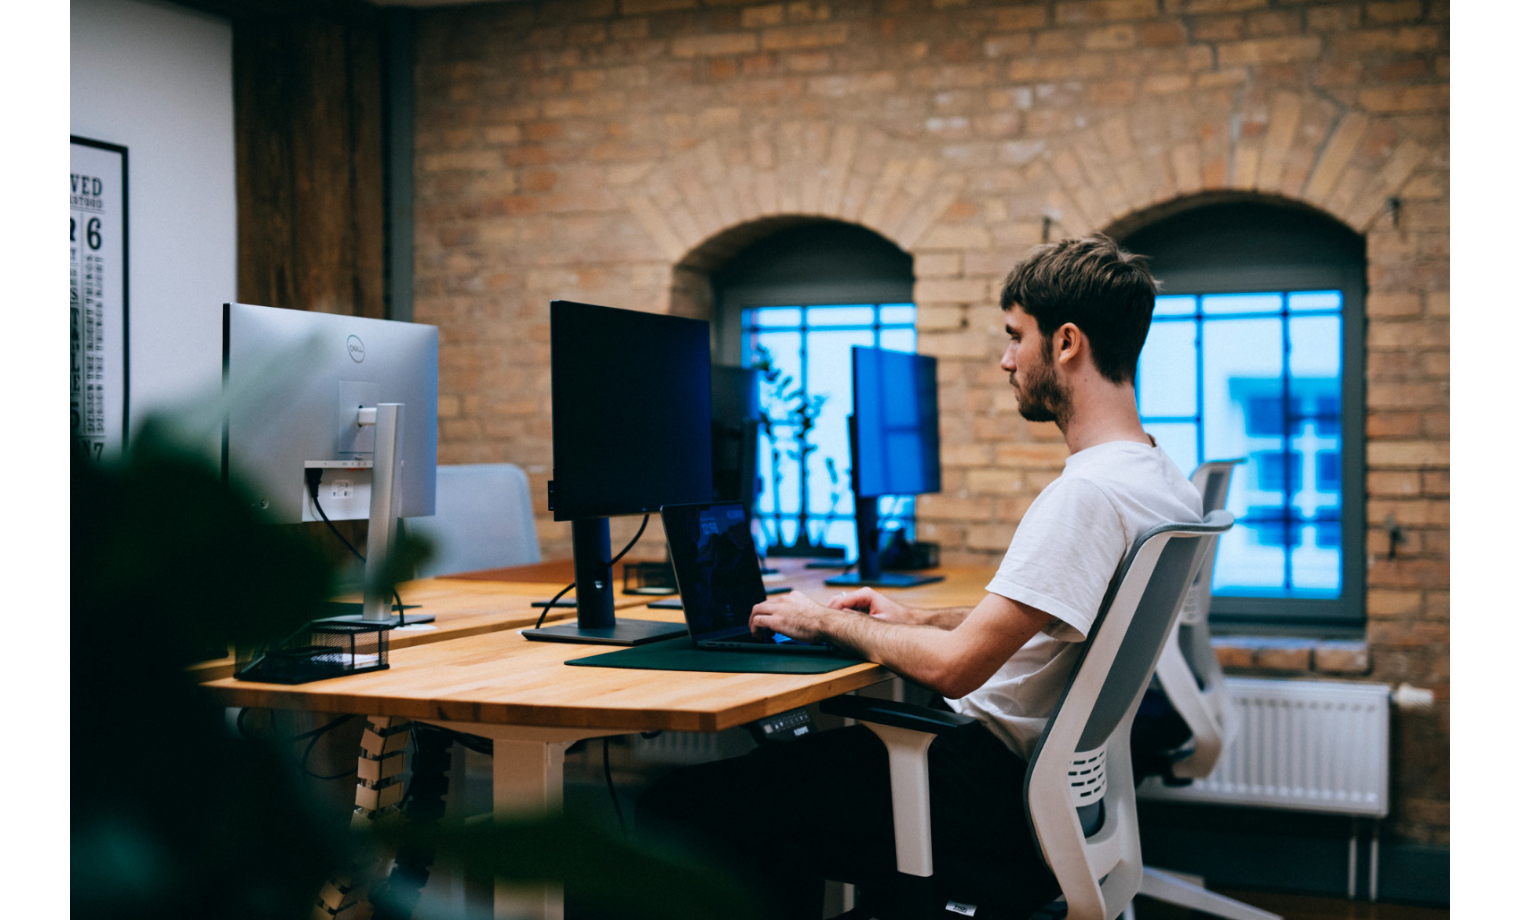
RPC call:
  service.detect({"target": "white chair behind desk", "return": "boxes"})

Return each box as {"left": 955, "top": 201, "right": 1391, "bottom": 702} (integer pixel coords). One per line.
{"left": 406, "top": 463, "right": 541, "bottom": 577}
{"left": 1131, "top": 459, "right": 1280, "bottom": 920}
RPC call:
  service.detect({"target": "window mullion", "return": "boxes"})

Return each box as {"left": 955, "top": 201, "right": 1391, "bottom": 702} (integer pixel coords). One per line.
{"left": 1280, "top": 293, "right": 1294, "bottom": 594}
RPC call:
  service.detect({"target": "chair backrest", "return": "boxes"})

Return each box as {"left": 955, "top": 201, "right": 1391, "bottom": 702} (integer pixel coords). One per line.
{"left": 406, "top": 463, "right": 541, "bottom": 577}
{"left": 1022, "top": 511, "right": 1233, "bottom": 920}
{"left": 1177, "top": 460, "right": 1241, "bottom": 630}
{"left": 1149, "top": 460, "right": 1242, "bottom": 780}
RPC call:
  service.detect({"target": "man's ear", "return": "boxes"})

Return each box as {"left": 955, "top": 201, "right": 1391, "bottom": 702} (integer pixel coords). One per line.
{"left": 1052, "top": 322, "right": 1083, "bottom": 367}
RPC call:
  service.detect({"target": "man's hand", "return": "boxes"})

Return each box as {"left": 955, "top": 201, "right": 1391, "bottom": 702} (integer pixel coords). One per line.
{"left": 826, "top": 587, "right": 913, "bottom": 623}
{"left": 754, "top": 588, "right": 1055, "bottom": 700}
{"left": 750, "top": 591, "right": 836, "bottom": 643}
{"left": 828, "top": 588, "right": 971, "bottom": 631}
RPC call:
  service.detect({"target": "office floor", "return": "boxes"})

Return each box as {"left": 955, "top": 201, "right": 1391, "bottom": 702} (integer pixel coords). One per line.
{"left": 419, "top": 739, "right": 1453, "bottom": 920}
{"left": 1131, "top": 889, "right": 1448, "bottom": 920}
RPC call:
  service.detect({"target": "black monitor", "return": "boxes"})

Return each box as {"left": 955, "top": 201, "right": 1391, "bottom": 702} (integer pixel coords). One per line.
{"left": 825, "top": 346, "right": 945, "bottom": 589}
{"left": 710, "top": 365, "right": 760, "bottom": 508}
{"left": 523, "top": 300, "right": 715, "bottom": 645}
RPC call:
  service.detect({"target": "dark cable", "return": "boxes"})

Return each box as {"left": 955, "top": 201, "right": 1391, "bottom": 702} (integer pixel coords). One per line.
{"left": 603, "top": 737, "right": 626, "bottom": 834}
{"left": 607, "top": 514, "right": 651, "bottom": 569}
{"left": 421, "top": 723, "right": 493, "bottom": 756}
{"left": 306, "top": 469, "right": 367, "bottom": 562}
{"left": 533, "top": 581, "right": 577, "bottom": 629}
{"left": 302, "top": 730, "right": 357, "bottom": 780}
{"left": 533, "top": 514, "right": 651, "bottom": 629}
{"left": 305, "top": 468, "right": 407, "bottom": 620}
{"left": 291, "top": 714, "right": 355, "bottom": 742}
{"left": 288, "top": 714, "right": 359, "bottom": 780}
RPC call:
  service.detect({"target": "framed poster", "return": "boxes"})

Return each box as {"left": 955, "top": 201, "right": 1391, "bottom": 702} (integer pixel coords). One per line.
{"left": 70, "top": 136, "right": 129, "bottom": 462}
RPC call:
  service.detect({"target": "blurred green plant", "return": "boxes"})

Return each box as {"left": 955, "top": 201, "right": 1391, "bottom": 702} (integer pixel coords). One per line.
{"left": 72, "top": 416, "right": 760, "bottom": 920}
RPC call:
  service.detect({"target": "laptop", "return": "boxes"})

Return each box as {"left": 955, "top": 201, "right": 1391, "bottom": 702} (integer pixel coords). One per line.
{"left": 661, "top": 501, "right": 837, "bottom": 654}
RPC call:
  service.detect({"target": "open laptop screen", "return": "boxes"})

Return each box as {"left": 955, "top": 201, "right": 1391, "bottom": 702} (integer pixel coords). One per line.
{"left": 662, "top": 502, "right": 768, "bottom": 640}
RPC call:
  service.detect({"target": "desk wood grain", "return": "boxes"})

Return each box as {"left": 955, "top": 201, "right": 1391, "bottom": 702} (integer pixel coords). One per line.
{"left": 199, "top": 564, "right": 994, "bottom": 725}
{"left": 201, "top": 606, "right": 889, "bottom": 733}
{"left": 189, "top": 579, "right": 580, "bottom": 681}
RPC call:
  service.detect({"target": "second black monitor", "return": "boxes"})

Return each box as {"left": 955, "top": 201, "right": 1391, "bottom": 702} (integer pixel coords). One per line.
{"left": 826, "top": 346, "right": 944, "bottom": 589}
{"left": 525, "top": 300, "right": 714, "bottom": 646}
{"left": 853, "top": 346, "right": 942, "bottom": 499}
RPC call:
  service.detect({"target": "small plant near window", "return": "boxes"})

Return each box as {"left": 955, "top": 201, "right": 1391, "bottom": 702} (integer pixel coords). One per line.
{"left": 749, "top": 343, "right": 835, "bottom": 555}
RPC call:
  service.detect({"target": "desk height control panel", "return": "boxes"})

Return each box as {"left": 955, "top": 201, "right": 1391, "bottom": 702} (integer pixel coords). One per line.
{"left": 750, "top": 707, "right": 815, "bottom": 745}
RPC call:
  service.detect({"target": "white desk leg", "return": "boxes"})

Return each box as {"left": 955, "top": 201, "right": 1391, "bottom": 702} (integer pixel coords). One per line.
{"left": 433, "top": 722, "right": 614, "bottom": 920}
{"left": 492, "top": 737, "right": 568, "bottom": 920}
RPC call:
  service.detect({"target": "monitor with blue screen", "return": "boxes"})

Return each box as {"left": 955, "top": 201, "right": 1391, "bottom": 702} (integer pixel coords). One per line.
{"left": 825, "top": 346, "right": 945, "bottom": 589}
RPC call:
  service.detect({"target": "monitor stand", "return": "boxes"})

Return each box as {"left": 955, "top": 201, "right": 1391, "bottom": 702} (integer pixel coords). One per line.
{"left": 824, "top": 493, "right": 943, "bottom": 589}
{"left": 315, "top": 403, "right": 436, "bottom": 628}
{"left": 521, "top": 517, "right": 688, "bottom": 646}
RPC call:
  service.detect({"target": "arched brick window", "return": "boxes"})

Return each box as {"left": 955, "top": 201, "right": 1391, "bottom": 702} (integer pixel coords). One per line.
{"left": 709, "top": 220, "right": 915, "bottom": 559}
{"left": 1121, "top": 199, "right": 1366, "bottom": 627}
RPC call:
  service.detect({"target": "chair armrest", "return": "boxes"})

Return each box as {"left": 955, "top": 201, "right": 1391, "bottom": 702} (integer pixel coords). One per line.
{"left": 821, "top": 696, "right": 978, "bottom": 735}
{"left": 822, "top": 695, "right": 977, "bottom": 883}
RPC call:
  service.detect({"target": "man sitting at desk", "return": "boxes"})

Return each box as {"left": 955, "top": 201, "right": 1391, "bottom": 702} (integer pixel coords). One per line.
{"left": 639, "top": 235, "right": 1201, "bottom": 919}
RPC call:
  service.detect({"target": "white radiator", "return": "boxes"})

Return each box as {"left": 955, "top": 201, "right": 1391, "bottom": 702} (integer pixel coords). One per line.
{"left": 1138, "top": 677, "right": 1390, "bottom": 818}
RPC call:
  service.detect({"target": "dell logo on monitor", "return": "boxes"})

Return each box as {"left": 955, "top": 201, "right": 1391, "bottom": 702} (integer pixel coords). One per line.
{"left": 347, "top": 335, "right": 365, "bottom": 363}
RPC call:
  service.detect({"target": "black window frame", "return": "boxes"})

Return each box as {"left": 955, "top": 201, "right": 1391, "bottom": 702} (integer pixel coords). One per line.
{"left": 1122, "top": 200, "right": 1367, "bottom": 629}
{"left": 710, "top": 221, "right": 917, "bottom": 555}
{"left": 740, "top": 302, "right": 920, "bottom": 553}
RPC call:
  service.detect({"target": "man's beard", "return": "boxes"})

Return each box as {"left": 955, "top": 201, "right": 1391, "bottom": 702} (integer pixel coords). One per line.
{"left": 1013, "top": 342, "right": 1071, "bottom": 425}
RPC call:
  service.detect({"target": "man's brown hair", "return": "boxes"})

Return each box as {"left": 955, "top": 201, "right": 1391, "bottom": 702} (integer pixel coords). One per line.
{"left": 998, "top": 234, "right": 1158, "bottom": 384}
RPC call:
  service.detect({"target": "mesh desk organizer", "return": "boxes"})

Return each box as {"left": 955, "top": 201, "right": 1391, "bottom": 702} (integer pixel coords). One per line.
{"left": 234, "top": 620, "right": 390, "bottom": 684}
{"left": 622, "top": 560, "right": 679, "bottom": 595}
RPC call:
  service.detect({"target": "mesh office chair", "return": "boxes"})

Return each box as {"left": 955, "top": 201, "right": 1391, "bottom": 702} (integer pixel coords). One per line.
{"left": 405, "top": 463, "right": 541, "bottom": 577}
{"left": 1128, "top": 461, "right": 1279, "bottom": 920}
{"left": 1134, "top": 460, "right": 1241, "bottom": 784}
{"left": 822, "top": 511, "right": 1234, "bottom": 920}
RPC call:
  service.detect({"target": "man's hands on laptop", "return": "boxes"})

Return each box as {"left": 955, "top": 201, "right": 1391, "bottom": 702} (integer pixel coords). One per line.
{"left": 749, "top": 587, "right": 930, "bottom": 643}
{"left": 749, "top": 591, "right": 834, "bottom": 642}
{"left": 825, "top": 587, "right": 918, "bottom": 622}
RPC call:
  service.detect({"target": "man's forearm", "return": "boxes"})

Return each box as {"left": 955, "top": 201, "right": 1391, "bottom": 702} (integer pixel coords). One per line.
{"left": 817, "top": 611, "right": 965, "bottom": 695}
{"left": 751, "top": 592, "right": 1051, "bottom": 700}
{"left": 920, "top": 606, "right": 973, "bottom": 630}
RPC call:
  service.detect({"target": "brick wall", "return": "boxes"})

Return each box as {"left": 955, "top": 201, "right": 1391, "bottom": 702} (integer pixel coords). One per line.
{"left": 411, "top": 0, "right": 1449, "bottom": 846}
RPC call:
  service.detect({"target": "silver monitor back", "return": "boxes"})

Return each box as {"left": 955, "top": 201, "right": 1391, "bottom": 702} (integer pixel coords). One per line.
{"left": 222, "top": 302, "right": 438, "bottom": 523}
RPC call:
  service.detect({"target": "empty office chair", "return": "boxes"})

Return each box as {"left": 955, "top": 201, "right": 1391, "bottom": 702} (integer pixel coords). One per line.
{"left": 1133, "top": 459, "right": 1241, "bottom": 784}
{"left": 1129, "top": 460, "right": 1278, "bottom": 920}
{"left": 822, "top": 510, "right": 1234, "bottom": 920}
{"left": 406, "top": 463, "right": 541, "bottom": 577}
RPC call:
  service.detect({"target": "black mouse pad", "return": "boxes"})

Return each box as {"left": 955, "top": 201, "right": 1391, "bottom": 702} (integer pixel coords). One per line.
{"left": 564, "top": 636, "right": 864, "bottom": 673}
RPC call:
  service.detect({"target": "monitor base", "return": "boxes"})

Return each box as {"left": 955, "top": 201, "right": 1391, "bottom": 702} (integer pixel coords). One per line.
{"left": 530, "top": 598, "right": 579, "bottom": 609}
{"left": 521, "top": 619, "right": 688, "bottom": 646}
{"left": 824, "top": 572, "right": 945, "bottom": 589}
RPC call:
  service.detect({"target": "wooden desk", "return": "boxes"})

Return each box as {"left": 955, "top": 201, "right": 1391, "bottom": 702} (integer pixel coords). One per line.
{"left": 201, "top": 606, "right": 887, "bottom": 732}
{"left": 202, "top": 598, "right": 892, "bottom": 919}
{"left": 199, "top": 563, "right": 993, "bottom": 918}
{"left": 441, "top": 556, "right": 994, "bottom": 612}
{"left": 188, "top": 573, "right": 656, "bottom": 681}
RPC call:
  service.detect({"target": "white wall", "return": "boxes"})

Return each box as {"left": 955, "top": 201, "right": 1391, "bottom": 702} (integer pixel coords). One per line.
{"left": 70, "top": 0, "right": 235, "bottom": 427}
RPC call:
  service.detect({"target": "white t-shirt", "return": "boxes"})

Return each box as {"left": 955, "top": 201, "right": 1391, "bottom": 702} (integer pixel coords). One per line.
{"left": 946, "top": 440, "right": 1202, "bottom": 759}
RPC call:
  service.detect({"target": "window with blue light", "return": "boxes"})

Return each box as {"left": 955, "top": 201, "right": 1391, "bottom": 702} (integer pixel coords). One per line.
{"left": 1138, "top": 290, "right": 1346, "bottom": 601}
{"left": 741, "top": 303, "right": 916, "bottom": 558}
